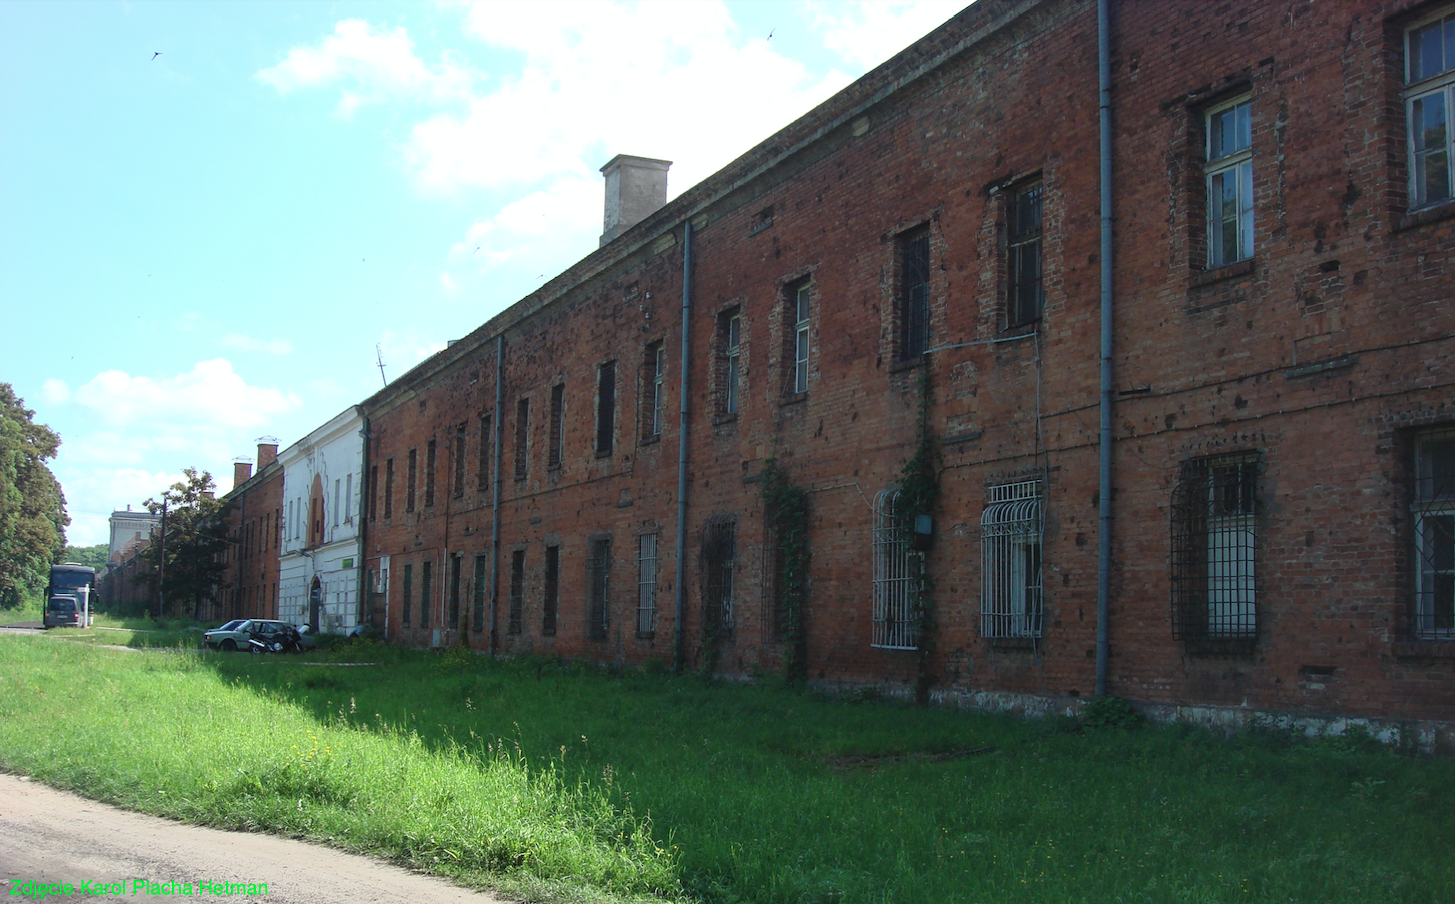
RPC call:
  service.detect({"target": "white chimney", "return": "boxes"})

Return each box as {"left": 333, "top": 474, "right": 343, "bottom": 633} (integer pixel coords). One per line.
{"left": 600, "top": 155, "right": 672, "bottom": 247}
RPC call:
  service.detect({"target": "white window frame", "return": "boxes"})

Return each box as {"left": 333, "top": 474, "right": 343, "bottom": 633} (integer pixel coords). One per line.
{"left": 1406, "top": 12, "right": 1455, "bottom": 209}
{"left": 725, "top": 313, "right": 741, "bottom": 415}
{"left": 1205, "top": 97, "right": 1253, "bottom": 268}
{"left": 650, "top": 344, "right": 666, "bottom": 437}
{"left": 637, "top": 533, "right": 658, "bottom": 634}
{"left": 980, "top": 480, "right": 1043, "bottom": 639}
{"left": 871, "top": 489, "right": 919, "bottom": 650}
{"left": 1414, "top": 429, "right": 1455, "bottom": 638}
{"left": 792, "top": 282, "right": 810, "bottom": 394}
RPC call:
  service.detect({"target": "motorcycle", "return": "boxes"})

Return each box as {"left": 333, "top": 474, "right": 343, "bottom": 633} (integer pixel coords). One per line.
{"left": 247, "top": 624, "right": 306, "bottom": 654}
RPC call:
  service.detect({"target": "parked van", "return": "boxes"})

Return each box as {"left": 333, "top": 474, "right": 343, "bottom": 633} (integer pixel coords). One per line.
{"left": 44, "top": 595, "right": 81, "bottom": 628}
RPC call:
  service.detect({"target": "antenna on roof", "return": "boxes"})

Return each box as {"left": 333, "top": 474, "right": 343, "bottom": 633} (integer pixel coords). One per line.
{"left": 376, "top": 344, "right": 388, "bottom": 387}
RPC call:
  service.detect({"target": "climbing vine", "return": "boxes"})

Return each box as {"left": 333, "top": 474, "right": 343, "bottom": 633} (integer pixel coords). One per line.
{"left": 895, "top": 368, "right": 942, "bottom": 704}
{"left": 760, "top": 458, "right": 810, "bottom": 682}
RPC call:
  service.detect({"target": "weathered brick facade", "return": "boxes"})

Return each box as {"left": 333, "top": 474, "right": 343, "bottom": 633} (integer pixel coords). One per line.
{"left": 349, "top": 0, "right": 1455, "bottom": 740}
{"left": 218, "top": 443, "right": 282, "bottom": 622}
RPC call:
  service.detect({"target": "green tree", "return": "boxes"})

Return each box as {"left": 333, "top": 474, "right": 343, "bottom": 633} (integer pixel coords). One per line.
{"left": 58, "top": 543, "right": 109, "bottom": 572}
{"left": 143, "top": 468, "right": 230, "bottom": 620}
{"left": 0, "top": 384, "right": 68, "bottom": 609}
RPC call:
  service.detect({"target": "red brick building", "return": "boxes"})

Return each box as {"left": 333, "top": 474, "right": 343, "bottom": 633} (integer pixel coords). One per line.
{"left": 356, "top": 0, "right": 1455, "bottom": 746}
{"left": 217, "top": 442, "right": 282, "bottom": 622}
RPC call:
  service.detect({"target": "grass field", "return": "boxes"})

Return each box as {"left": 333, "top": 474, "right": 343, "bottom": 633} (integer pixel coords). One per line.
{"left": 0, "top": 634, "right": 1451, "bottom": 904}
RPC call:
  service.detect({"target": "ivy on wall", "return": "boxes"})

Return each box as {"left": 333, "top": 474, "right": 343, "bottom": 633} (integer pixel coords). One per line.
{"left": 760, "top": 458, "right": 810, "bottom": 682}
{"left": 895, "top": 369, "right": 942, "bottom": 704}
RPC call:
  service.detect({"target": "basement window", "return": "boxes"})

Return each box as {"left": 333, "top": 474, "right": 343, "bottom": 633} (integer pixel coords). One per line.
{"left": 980, "top": 480, "right": 1044, "bottom": 639}
{"left": 1414, "top": 428, "right": 1455, "bottom": 638}
{"left": 701, "top": 520, "right": 735, "bottom": 638}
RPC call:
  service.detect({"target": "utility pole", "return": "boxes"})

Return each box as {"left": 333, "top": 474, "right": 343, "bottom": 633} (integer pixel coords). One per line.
{"left": 376, "top": 344, "right": 388, "bottom": 387}
{"left": 156, "top": 498, "right": 168, "bottom": 620}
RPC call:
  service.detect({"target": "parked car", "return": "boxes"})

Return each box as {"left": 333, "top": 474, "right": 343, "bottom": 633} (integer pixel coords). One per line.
{"left": 203, "top": 619, "right": 315, "bottom": 652}
{"left": 43, "top": 595, "right": 81, "bottom": 628}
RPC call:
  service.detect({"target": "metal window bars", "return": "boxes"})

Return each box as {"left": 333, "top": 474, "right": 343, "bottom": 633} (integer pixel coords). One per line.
{"left": 508, "top": 550, "right": 525, "bottom": 635}
{"left": 1414, "top": 430, "right": 1455, "bottom": 637}
{"left": 587, "top": 538, "right": 610, "bottom": 639}
{"left": 872, "top": 489, "right": 919, "bottom": 649}
{"left": 1170, "top": 454, "right": 1259, "bottom": 641}
{"left": 980, "top": 480, "right": 1044, "bottom": 639}
{"left": 702, "top": 521, "right": 735, "bottom": 635}
{"left": 638, "top": 534, "right": 658, "bottom": 634}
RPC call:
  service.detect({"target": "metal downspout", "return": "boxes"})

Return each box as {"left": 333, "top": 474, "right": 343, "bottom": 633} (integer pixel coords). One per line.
{"left": 357, "top": 411, "right": 370, "bottom": 634}
{"left": 1095, "top": 0, "right": 1115, "bottom": 697}
{"left": 489, "top": 334, "right": 505, "bottom": 654}
{"left": 675, "top": 219, "right": 693, "bottom": 671}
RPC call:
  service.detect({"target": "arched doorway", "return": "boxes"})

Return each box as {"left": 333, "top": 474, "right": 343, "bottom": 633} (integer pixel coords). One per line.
{"left": 309, "top": 576, "right": 322, "bottom": 633}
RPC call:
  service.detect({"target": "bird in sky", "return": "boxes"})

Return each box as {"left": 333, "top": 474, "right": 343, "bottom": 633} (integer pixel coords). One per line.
{"left": 151, "top": 52, "right": 161, "bottom": 60}
{"left": 767, "top": 29, "right": 774, "bottom": 40}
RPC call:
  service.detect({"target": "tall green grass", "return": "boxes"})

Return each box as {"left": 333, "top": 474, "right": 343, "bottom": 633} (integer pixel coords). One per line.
{"left": 1, "top": 635, "right": 1452, "bottom": 904}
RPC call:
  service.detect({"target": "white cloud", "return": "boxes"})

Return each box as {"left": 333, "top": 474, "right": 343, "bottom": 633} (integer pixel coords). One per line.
{"left": 447, "top": 174, "right": 600, "bottom": 270}
{"left": 221, "top": 334, "right": 294, "bottom": 355}
{"left": 40, "top": 378, "right": 70, "bottom": 404}
{"left": 71, "top": 359, "right": 302, "bottom": 430}
{"left": 257, "top": 19, "right": 479, "bottom": 116}
{"left": 809, "top": 1, "right": 965, "bottom": 72}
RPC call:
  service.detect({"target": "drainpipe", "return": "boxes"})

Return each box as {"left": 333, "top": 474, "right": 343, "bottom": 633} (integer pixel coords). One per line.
{"left": 489, "top": 333, "right": 505, "bottom": 654}
{"left": 356, "top": 409, "right": 369, "bottom": 636}
{"left": 674, "top": 219, "right": 694, "bottom": 671}
{"left": 1095, "top": 0, "right": 1114, "bottom": 697}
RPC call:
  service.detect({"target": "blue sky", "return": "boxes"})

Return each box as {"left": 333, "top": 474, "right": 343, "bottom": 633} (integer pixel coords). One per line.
{"left": 1, "top": 0, "right": 963, "bottom": 545}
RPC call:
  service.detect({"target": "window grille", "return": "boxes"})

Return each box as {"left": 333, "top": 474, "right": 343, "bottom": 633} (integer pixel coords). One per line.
{"left": 872, "top": 489, "right": 919, "bottom": 649}
{"left": 899, "top": 229, "right": 930, "bottom": 359}
{"left": 980, "top": 480, "right": 1044, "bottom": 639}
{"left": 447, "top": 555, "right": 462, "bottom": 629}
{"left": 419, "top": 559, "right": 432, "bottom": 629}
{"left": 638, "top": 534, "right": 658, "bottom": 634}
{"left": 401, "top": 562, "right": 413, "bottom": 627}
{"left": 543, "top": 546, "right": 559, "bottom": 636}
{"left": 701, "top": 520, "right": 735, "bottom": 635}
{"left": 1414, "top": 429, "right": 1455, "bottom": 637}
{"left": 1206, "top": 98, "right": 1253, "bottom": 266}
{"left": 1170, "top": 454, "right": 1258, "bottom": 641}
{"left": 509, "top": 550, "right": 525, "bottom": 635}
{"left": 471, "top": 553, "right": 486, "bottom": 632}
{"left": 587, "top": 538, "right": 610, "bottom": 639}
{"left": 1006, "top": 183, "right": 1043, "bottom": 326}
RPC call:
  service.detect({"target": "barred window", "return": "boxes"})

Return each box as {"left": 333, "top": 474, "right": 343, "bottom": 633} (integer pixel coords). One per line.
{"left": 447, "top": 554, "right": 462, "bottom": 629}
{"left": 872, "top": 489, "right": 919, "bottom": 649}
{"left": 472, "top": 552, "right": 488, "bottom": 633}
{"left": 419, "top": 559, "right": 433, "bottom": 630}
{"left": 702, "top": 520, "right": 735, "bottom": 636}
{"left": 401, "top": 562, "right": 413, "bottom": 628}
{"left": 509, "top": 550, "right": 525, "bottom": 635}
{"left": 637, "top": 534, "right": 658, "bottom": 635}
{"left": 1170, "top": 454, "right": 1259, "bottom": 642}
{"left": 980, "top": 480, "right": 1043, "bottom": 639}
{"left": 1414, "top": 429, "right": 1455, "bottom": 637}
{"left": 587, "top": 537, "right": 610, "bottom": 639}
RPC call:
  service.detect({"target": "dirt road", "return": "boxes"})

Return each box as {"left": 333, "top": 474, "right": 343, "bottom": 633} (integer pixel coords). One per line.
{"left": 0, "top": 774, "right": 510, "bottom": 903}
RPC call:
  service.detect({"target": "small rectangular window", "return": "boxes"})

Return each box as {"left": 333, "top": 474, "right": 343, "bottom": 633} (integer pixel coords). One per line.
{"left": 542, "top": 546, "right": 559, "bottom": 636}
{"left": 638, "top": 534, "right": 658, "bottom": 635}
{"left": 872, "top": 490, "right": 919, "bottom": 649}
{"left": 333, "top": 479, "right": 340, "bottom": 528}
{"left": 425, "top": 440, "right": 437, "bottom": 507}
{"left": 345, "top": 473, "right": 353, "bottom": 523}
{"left": 899, "top": 228, "right": 930, "bottom": 359}
{"left": 597, "top": 363, "right": 616, "bottom": 455}
{"left": 420, "top": 559, "right": 433, "bottom": 630}
{"left": 980, "top": 481, "right": 1044, "bottom": 639}
{"left": 472, "top": 552, "right": 488, "bottom": 633}
{"left": 789, "top": 281, "right": 810, "bottom": 394}
{"left": 447, "top": 554, "right": 462, "bottom": 630}
{"left": 1006, "top": 183, "right": 1043, "bottom": 326}
{"left": 645, "top": 342, "right": 666, "bottom": 438}
{"left": 478, "top": 415, "right": 492, "bottom": 493}
{"left": 402, "top": 562, "right": 413, "bottom": 627}
{"left": 702, "top": 520, "right": 735, "bottom": 637}
{"left": 587, "top": 537, "right": 610, "bottom": 639}
{"left": 384, "top": 459, "right": 394, "bottom": 519}
{"left": 406, "top": 448, "right": 418, "bottom": 512}
{"left": 721, "top": 311, "right": 742, "bottom": 416}
{"left": 1205, "top": 98, "right": 1253, "bottom": 267}
{"left": 514, "top": 399, "right": 530, "bottom": 481}
{"left": 1414, "top": 429, "right": 1455, "bottom": 637}
{"left": 549, "top": 384, "right": 565, "bottom": 468}
{"left": 1171, "top": 454, "right": 1259, "bottom": 642}
{"left": 508, "top": 550, "right": 525, "bottom": 635}
{"left": 452, "top": 431, "right": 466, "bottom": 498}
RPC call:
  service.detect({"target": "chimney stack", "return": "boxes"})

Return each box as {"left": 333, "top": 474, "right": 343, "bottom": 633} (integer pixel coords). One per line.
{"left": 233, "top": 461, "right": 253, "bottom": 490}
{"left": 257, "top": 442, "right": 279, "bottom": 468}
{"left": 600, "top": 155, "right": 672, "bottom": 247}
